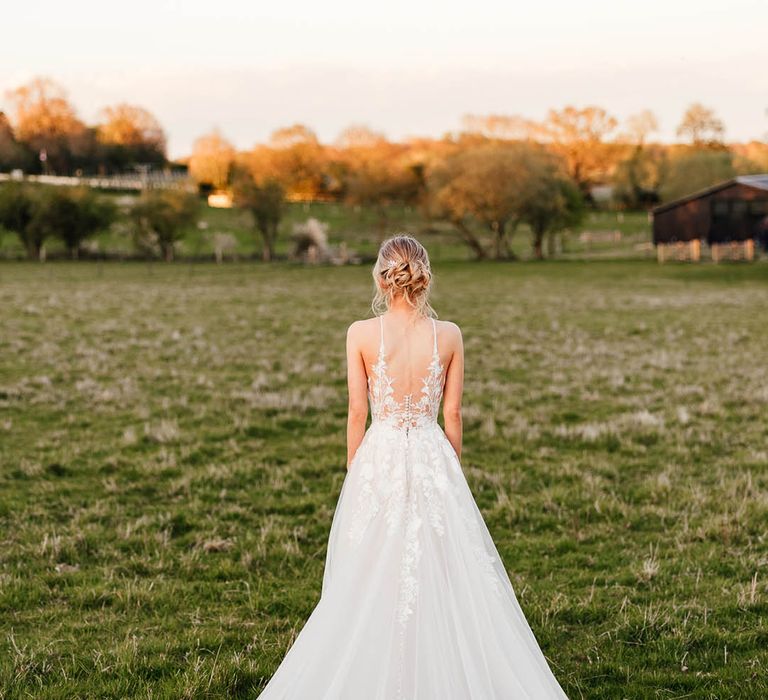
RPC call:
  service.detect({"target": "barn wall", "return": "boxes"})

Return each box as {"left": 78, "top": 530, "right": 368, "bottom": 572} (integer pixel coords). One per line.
{"left": 707, "top": 184, "right": 768, "bottom": 243}
{"left": 653, "top": 198, "right": 708, "bottom": 243}
{"left": 653, "top": 183, "right": 768, "bottom": 244}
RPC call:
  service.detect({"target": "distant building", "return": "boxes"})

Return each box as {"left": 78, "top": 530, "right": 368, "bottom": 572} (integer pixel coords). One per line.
{"left": 652, "top": 175, "right": 768, "bottom": 261}
{"left": 207, "top": 191, "right": 233, "bottom": 208}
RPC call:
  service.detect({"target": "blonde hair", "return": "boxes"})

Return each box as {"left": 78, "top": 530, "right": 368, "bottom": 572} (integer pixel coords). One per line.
{"left": 371, "top": 234, "right": 436, "bottom": 318}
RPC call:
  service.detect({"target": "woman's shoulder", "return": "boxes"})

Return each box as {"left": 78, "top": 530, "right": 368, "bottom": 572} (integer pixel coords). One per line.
{"left": 347, "top": 315, "right": 461, "bottom": 341}
{"left": 435, "top": 318, "right": 462, "bottom": 336}
{"left": 434, "top": 318, "right": 463, "bottom": 349}
{"left": 346, "top": 317, "right": 379, "bottom": 343}
{"left": 347, "top": 316, "right": 379, "bottom": 332}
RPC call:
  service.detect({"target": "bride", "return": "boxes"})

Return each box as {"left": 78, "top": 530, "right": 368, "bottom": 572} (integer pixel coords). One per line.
{"left": 258, "top": 235, "right": 570, "bottom": 699}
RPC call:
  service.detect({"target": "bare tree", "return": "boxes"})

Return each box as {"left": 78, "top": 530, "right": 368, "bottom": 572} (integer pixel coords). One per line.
{"left": 676, "top": 103, "right": 725, "bottom": 147}
{"left": 622, "top": 110, "right": 659, "bottom": 146}
{"left": 460, "top": 114, "right": 539, "bottom": 141}
{"left": 335, "top": 124, "right": 387, "bottom": 149}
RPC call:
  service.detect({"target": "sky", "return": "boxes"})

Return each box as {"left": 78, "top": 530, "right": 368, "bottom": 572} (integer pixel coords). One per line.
{"left": 2, "top": 0, "right": 767, "bottom": 158}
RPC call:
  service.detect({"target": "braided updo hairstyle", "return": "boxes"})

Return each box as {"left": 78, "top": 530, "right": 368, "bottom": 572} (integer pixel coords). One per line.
{"left": 371, "top": 234, "right": 436, "bottom": 318}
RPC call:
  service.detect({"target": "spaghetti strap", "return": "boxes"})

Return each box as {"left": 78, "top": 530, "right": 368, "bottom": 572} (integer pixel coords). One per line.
{"left": 379, "top": 315, "right": 385, "bottom": 354}
{"left": 430, "top": 317, "right": 437, "bottom": 356}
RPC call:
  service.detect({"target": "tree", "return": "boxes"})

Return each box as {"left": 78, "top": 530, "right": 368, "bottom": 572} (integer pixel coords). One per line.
{"left": 269, "top": 124, "right": 319, "bottom": 149}
{"left": 231, "top": 169, "right": 285, "bottom": 261}
{"left": 676, "top": 103, "right": 725, "bottom": 147}
{"left": 732, "top": 141, "right": 768, "bottom": 174}
{"left": 263, "top": 124, "right": 327, "bottom": 199}
{"left": 189, "top": 129, "right": 235, "bottom": 190}
{"left": 342, "top": 140, "right": 423, "bottom": 240}
{"left": 429, "top": 142, "right": 554, "bottom": 259}
{"left": 96, "top": 103, "right": 167, "bottom": 169}
{"left": 542, "top": 106, "right": 618, "bottom": 196}
{"left": 660, "top": 151, "right": 735, "bottom": 202}
{"left": 30, "top": 187, "right": 116, "bottom": 258}
{"left": 5, "top": 77, "right": 86, "bottom": 174}
{"left": 622, "top": 110, "right": 659, "bottom": 146}
{"left": 613, "top": 145, "right": 668, "bottom": 209}
{"left": 0, "top": 183, "right": 39, "bottom": 259}
{"left": 0, "top": 111, "right": 31, "bottom": 171}
{"left": 131, "top": 190, "right": 199, "bottom": 262}
{"left": 460, "top": 113, "right": 539, "bottom": 141}
{"left": 519, "top": 173, "right": 585, "bottom": 259}
{"left": 335, "top": 124, "right": 387, "bottom": 149}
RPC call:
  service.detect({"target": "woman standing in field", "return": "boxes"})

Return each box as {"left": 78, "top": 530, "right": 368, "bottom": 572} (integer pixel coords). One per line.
{"left": 259, "top": 235, "right": 569, "bottom": 699}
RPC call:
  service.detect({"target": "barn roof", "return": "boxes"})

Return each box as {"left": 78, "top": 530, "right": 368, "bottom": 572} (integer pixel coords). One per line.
{"left": 652, "top": 174, "right": 768, "bottom": 215}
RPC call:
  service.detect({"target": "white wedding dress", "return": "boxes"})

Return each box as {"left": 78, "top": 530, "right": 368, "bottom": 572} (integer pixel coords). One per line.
{"left": 258, "top": 317, "right": 569, "bottom": 699}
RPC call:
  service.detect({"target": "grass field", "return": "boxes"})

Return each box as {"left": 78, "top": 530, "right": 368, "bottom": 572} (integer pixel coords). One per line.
{"left": 1, "top": 259, "right": 767, "bottom": 699}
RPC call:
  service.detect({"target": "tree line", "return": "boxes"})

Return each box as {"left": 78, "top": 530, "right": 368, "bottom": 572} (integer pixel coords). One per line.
{"left": 1, "top": 76, "right": 767, "bottom": 262}
{"left": 3, "top": 75, "right": 766, "bottom": 207}
{"left": 0, "top": 78, "right": 167, "bottom": 176}
{"left": 188, "top": 105, "right": 767, "bottom": 212}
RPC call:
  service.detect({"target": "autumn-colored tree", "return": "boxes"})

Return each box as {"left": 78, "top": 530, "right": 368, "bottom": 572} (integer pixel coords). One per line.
{"left": 5, "top": 77, "right": 86, "bottom": 174}
{"left": 269, "top": 124, "right": 318, "bottom": 149}
{"left": 231, "top": 168, "right": 285, "bottom": 261}
{"left": 335, "top": 124, "right": 387, "bottom": 149}
{"left": 337, "top": 133, "right": 423, "bottom": 238}
{"left": 429, "top": 144, "right": 518, "bottom": 259}
{"left": 0, "top": 111, "right": 30, "bottom": 171}
{"left": 189, "top": 129, "right": 235, "bottom": 190}
{"left": 345, "top": 158, "right": 423, "bottom": 239}
{"left": 542, "top": 106, "right": 618, "bottom": 196}
{"left": 732, "top": 141, "right": 768, "bottom": 173}
{"left": 676, "top": 103, "right": 725, "bottom": 147}
{"left": 131, "top": 190, "right": 199, "bottom": 262}
{"left": 460, "top": 113, "right": 539, "bottom": 141}
{"left": 96, "top": 103, "right": 166, "bottom": 168}
{"left": 264, "top": 124, "right": 327, "bottom": 200}
{"left": 429, "top": 142, "right": 573, "bottom": 259}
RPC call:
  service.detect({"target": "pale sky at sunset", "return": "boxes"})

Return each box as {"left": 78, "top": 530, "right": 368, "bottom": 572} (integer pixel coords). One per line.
{"left": 3, "top": 0, "right": 766, "bottom": 158}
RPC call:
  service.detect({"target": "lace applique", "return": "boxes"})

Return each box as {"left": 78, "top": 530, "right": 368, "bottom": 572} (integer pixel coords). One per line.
{"left": 348, "top": 316, "right": 472, "bottom": 628}
{"left": 367, "top": 317, "right": 444, "bottom": 432}
{"left": 456, "top": 497, "right": 504, "bottom": 597}
{"left": 396, "top": 501, "right": 422, "bottom": 627}
{"left": 347, "top": 458, "right": 380, "bottom": 545}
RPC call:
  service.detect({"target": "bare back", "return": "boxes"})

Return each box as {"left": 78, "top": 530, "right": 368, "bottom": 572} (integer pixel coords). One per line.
{"left": 346, "top": 314, "right": 464, "bottom": 435}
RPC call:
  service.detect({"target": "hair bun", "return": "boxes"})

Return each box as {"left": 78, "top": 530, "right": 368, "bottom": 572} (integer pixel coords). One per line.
{"left": 372, "top": 234, "right": 435, "bottom": 317}
{"left": 389, "top": 260, "right": 414, "bottom": 290}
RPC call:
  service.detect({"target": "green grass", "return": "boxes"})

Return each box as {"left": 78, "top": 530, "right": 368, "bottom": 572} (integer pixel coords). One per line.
{"left": 0, "top": 198, "right": 654, "bottom": 262}
{"left": 1, "top": 259, "right": 767, "bottom": 699}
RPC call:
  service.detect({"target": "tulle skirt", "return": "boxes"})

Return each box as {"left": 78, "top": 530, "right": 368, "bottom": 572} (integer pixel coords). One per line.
{"left": 258, "top": 420, "right": 569, "bottom": 699}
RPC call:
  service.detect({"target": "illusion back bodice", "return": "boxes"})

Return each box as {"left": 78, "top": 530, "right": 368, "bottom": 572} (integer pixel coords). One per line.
{"left": 367, "top": 315, "right": 445, "bottom": 432}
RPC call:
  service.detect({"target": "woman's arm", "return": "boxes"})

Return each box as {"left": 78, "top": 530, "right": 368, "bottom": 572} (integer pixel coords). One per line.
{"left": 345, "top": 321, "right": 369, "bottom": 469}
{"left": 441, "top": 323, "right": 464, "bottom": 460}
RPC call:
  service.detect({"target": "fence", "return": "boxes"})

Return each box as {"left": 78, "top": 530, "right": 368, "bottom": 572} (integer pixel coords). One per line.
{"left": 0, "top": 171, "right": 193, "bottom": 192}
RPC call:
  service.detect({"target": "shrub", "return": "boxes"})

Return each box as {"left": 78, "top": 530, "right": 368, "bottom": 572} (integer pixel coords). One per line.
{"left": 130, "top": 189, "right": 199, "bottom": 262}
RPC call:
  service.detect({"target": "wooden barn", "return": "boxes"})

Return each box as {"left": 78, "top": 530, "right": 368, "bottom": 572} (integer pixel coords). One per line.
{"left": 652, "top": 174, "right": 768, "bottom": 262}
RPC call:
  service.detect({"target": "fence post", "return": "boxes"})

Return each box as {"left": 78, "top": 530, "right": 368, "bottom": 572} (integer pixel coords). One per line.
{"left": 691, "top": 239, "right": 700, "bottom": 262}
